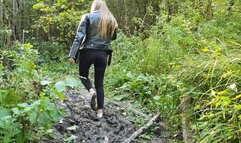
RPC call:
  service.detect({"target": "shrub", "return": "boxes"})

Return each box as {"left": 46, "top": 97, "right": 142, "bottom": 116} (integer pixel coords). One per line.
{"left": 0, "top": 43, "right": 65, "bottom": 142}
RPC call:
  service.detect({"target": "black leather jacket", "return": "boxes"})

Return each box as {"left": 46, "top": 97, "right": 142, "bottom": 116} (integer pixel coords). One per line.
{"left": 69, "top": 11, "right": 117, "bottom": 59}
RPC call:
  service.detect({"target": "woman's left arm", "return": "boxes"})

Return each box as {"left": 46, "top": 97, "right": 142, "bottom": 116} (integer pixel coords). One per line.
{"left": 68, "top": 15, "right": 89, "bottom": 60}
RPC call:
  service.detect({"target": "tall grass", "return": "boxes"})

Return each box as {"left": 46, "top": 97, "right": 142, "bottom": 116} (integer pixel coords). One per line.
{"left": 105, "top": 2, "right": 241, "bottom": 142}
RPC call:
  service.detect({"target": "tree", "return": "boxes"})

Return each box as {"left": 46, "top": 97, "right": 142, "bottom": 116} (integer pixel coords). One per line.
{"left": 12, "top": 0, "right": 18, "bottom": 40}
{"left": 0, "top": 0, "right": 3, "bottom": 26}
{"left": 105, "top": 0, "right": 161, "bottom": 36}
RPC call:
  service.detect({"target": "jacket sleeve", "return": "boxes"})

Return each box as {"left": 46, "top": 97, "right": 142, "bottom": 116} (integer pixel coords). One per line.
{"left": 68, "top": 15, "right": 89, "bottom": 59}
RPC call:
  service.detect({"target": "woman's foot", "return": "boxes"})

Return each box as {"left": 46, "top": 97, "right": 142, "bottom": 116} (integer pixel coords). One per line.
{"left": 96, "top": 109, "right": 103, "bottom": 118}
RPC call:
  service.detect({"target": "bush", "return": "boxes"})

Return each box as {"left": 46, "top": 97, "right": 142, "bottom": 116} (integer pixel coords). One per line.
{"left": 105, "top": 2, "right": 241, "bottom": 141}
{"left": 0, "top": 43, "right": 65, "bottom": 142}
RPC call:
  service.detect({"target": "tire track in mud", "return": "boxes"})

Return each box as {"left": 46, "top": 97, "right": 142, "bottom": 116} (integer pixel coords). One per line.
{"left": 53, "top": 89, "right": 136, "bottom": 143}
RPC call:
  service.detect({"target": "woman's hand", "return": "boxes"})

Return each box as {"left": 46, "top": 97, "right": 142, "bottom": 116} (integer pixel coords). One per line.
{"left": 69, "top": 58, "right": 76, "bottom": 64}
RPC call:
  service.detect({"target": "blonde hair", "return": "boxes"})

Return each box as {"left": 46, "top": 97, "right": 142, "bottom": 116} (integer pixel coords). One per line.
{"left": 91, "top": 0, "right": 118, "bottom": 39}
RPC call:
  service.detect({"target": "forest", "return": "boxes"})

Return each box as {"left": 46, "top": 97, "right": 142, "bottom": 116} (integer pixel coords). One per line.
{"left": 0, "top": 0, "right": 241, "bottom": 142}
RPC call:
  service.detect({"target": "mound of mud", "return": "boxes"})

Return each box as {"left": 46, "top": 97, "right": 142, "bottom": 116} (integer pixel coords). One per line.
{"left": 53, "top": 89, "right": 136, "bottom": 143}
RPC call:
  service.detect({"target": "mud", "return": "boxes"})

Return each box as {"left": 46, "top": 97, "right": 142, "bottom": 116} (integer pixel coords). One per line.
{"left": 46, "top": 89, "right": 173, "bottom": 143}
{"left": 52, "top": 89, "right": 136, "bottom": 143}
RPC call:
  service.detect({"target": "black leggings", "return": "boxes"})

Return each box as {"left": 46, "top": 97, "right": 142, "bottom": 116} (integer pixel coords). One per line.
{"left": 78, "top": 49, "right": 108, "bottom": 109}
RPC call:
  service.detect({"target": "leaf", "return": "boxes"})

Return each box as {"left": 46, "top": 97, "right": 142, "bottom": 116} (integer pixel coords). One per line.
{"left": 23, "top": 106, "right": 32, "bottom": 113}
{"left": 46, "top": 129, "right": 54, "bottom": 134}
{"left": 217, "top": 90, "right": 228, "bottom": 96}
{"left": 33, "top": 2, "right": 45, "bottom": 10}
{"left": 232, "top": 94, "right": 241, "bottom": 100}
{"left": 201, "top": 47, "right": 209, "bottom": 53}
{"left": 31, "top": 100, "right": 41, "bottom": 107}
{"left": 194, "top": 105, "right": 201, "bottom": 111}
{"left": 64, "top": 135, "right": 78, "bottom": 142}
{"left": 112, "top": 94, "right": 126, "bottom": 101}
{"left": 39, "top": 112, "right": 52, "bottom": 124}
{"left": 53, "top": 89, "right": 65, "bottom": 101}
{"left": 0, "top": 63, "right": 3, "bottom": 71}
{"left": 126, "top": 72, "right": 135, "bottom": 79}
{"left": 60, "top": 0, "right": 67, "bottom": 3}
{"left": 12, "top": 108, "right": 20, "bottom": 115}
{"left": 18, "top": 103, "right": 29, "bottom": 108}
{"left": 29, "top": 112, "right": 37, "bottom": 123}
{"left": 49, "top": 109, "right": 62, "bottom": 121}
{"left": 54, "top": 81, "right": 66, "bottom": 92}
{"left": 59, "top": 118, "right": 64, "bottom": 124}
{"left": 0, "top": 108, "right": 11, "bottom": 119}
{"left": 24, "top": 43, "right": 33, "bottom": 49}
{"left": 40, "top": 80, "right": 51, "bottom": 85}
{"left": 153, "top": 95, "right": 160, "bottom": 100}
{"left": 0, "top": 89, "right": 8, "bottom": 95}
{"left": 234, "top": 105, "right": 241, "bottom": 111}
{"left": 0, "top": 89, "right": 8, "bottom": 103}
{"left": 227, "top": 83, "right": 237, "bottom": 92}
{"left": 67, "top": 125, "right": 78, "bottom": 131}
{"left": 65, "top": 77, "right": 80, "bottom": 88}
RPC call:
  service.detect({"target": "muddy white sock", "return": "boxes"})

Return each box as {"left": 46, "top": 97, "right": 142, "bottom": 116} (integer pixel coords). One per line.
{"left": 89, "top": 88, "right": 96, "bottom": 96}
{"left": 97, "top": 109, "right": 103, "bottom": 118}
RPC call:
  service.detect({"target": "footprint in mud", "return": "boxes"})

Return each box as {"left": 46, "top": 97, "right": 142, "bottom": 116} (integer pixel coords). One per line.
{"left": 53, "top": 89, "right": 136, "bottom": 143}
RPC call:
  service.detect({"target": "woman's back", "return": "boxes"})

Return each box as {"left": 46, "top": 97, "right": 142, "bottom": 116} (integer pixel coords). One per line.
{"left": 84, "top": 11, "right": 112, "bottom": 49}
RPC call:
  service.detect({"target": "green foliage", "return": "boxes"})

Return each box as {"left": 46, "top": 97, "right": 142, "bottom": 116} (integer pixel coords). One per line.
{"left": 1, "top": 0, "right": 35, "bottom": 33}
{"left": 1, "top": 0, "right": 241, "bottom": 142}
{"left": 0, "top": 43, "right": 68, "bottom": 142}
{"left": 106, "top": 0, "right": 161, "bottom": 35}
{"left": 32, "top": 0, "right": 90, "bottom": 44}
{"left": 177, "top": 50, "right": 241, "bottom": 142}
{"left": 192, "top": 89, "right": 241, "bottom": 143}
{"left": 29, "top": 0, "right": 92, "bottom": 65}
{"left": 0, "top": 28, "right": 12, "bottom": 48}
{"left": 31, "top": 39, "right": 67, "bottom": 62}
{"left": 105, "top": 0, "right": 241, "bottom": 142}
{"left": 110, "top": 72, "right": 180, "bottom": 115}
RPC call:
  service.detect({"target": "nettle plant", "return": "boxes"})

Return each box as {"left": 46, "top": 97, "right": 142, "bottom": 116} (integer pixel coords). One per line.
{"left": 0, "top": 43, "right": 79, "bottom": 142}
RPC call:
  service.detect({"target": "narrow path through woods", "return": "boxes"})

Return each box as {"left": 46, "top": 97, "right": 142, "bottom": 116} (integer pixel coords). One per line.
{"left": 48, "top": 89, "right": 170, "bottom": 143}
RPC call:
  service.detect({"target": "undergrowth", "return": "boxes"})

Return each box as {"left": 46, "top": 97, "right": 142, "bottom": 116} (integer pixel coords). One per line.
{"left": 0, "top": 42, "right": 81, "bottom": 142}
{"left": 105, "top": 2, "right": 241, "bottom": 142}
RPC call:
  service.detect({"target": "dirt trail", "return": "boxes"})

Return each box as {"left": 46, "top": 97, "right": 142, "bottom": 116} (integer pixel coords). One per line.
{"left": 49, "top": 89, "right": 169, "bottom": 143}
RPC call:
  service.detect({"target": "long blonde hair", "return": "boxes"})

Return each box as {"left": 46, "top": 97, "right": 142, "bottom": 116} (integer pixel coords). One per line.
{"left": 91, "top": 0, "right": 118, "bottom": 39}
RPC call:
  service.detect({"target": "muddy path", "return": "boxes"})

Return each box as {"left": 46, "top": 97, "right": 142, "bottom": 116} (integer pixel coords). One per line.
{"left": 48, "top": 89, "right": 170, "bottom": 143}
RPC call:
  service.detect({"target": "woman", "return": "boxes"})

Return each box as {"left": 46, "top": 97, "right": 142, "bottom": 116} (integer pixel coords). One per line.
{"left": 68, "top": 0, "right": 118, "bottom": 118}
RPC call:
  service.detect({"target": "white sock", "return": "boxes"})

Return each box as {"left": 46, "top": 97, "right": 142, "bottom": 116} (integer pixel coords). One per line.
{"left": 89, "top": 88, "right": 96, "bottom": 96}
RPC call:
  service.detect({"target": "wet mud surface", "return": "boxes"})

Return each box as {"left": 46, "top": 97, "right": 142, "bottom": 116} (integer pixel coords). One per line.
{"left": 52, "top": 89, "right": 136, "bottom": 143}
{"left": 47, "top": 89, "right": 172, "bottom": 143}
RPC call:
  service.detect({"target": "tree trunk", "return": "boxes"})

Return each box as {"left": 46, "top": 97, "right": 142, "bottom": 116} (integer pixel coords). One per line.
{"left": 166, "top": 0, "right": 179, "bottom": 21}
{"left": 105, "top": 0, "right": 161, "bottom": 35}
{"left": 0, "top": 0, "right": 3, "bottom": 26}
{"left": 181, "top": 96, "right": 193, "bottom": 143}
{"left": 20, "top": 0, "right": 25, "bottom": 43}
{"left": 12, "top": 0, "right": 17, "bottom": 40}
{"left": 123, "top": 113, "right": 161, "bottom": 143}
